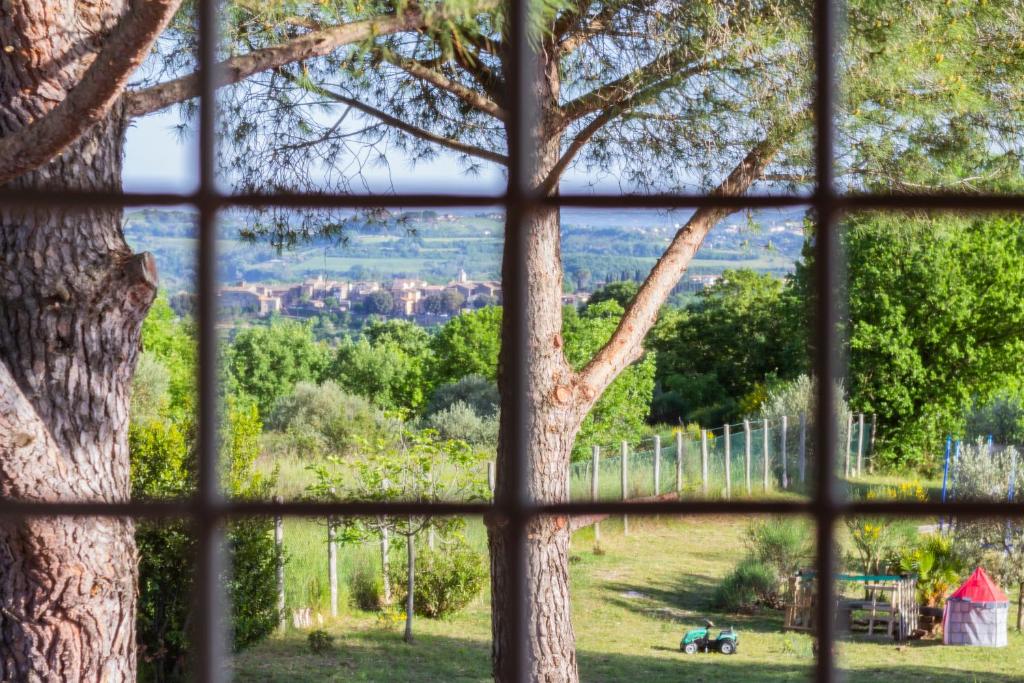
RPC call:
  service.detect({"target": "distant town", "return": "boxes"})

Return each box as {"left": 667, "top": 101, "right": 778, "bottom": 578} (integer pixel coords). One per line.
{"left": 217, "top": 268, "right": 725, "bottom": 324}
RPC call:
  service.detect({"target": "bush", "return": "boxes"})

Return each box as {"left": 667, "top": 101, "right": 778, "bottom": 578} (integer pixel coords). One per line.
{"left": 391, "top": 538, "right": 487, "bottom": 618}
{"left": 348, "top": 562, "right": 383, "bottom": 612}
{"left": 423, "top": 401, "right": 498, "bottom": 446}
{"left": 266, "top": 381, "right": 384, "bottom": 459}
{"left": 425, "top": 375, "right": 499, "bottom": 418}
{"left": 712, "top": 559, "right": 779, "bottom": 613}
{"left": 745, "top": 518, "right": 813, "bottom": 581}
{"left": 307, "top": 630, "right": 335, "bottom": 654}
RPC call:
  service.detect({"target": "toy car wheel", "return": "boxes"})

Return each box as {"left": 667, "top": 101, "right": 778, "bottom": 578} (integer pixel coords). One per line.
{"left": 719, "top": 641, "right": 735, "bottom": 655}
{"left": 683, "top": 642, "right": 698, "bottom": 655}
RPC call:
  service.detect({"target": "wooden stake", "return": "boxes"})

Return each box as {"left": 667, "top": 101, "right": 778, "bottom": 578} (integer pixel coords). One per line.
{"left": 744, "top": 419, "right": 752, "bottom": 495}
{"left": 724, "top": 424, "right": 731, "bottom": 499}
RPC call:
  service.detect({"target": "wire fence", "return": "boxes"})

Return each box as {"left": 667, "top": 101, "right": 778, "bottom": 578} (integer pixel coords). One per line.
{"left": 555, "top": 412, "right": 875, "bottom": 502}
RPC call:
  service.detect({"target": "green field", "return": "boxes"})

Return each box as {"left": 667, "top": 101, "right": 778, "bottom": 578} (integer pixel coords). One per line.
{"left": 232, "top": 512, "right": 1022, "bottom": 682}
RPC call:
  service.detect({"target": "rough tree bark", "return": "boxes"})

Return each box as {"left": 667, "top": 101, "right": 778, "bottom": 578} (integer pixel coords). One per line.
{"left": 0, "top": 1, "right": 157, "bottom": 680}
{"left": 489, "top": 38, "right": 584, "bottom": 683}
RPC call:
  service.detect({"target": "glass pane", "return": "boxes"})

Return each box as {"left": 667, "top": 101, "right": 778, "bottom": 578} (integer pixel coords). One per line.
{"left": 836, "top": 515, "right": 1024, "bottom": 682}
{"left": 839, "top": 3, "right": 1024, "bottom": 195}
{"left": 837, "top": 212, "right": 1024, "bottom": 503}
{"left": 570, "top": 514, "right": 816, "bottom": 682}
{"left": 231, "top": 514, "right": 492, "bottom": 681}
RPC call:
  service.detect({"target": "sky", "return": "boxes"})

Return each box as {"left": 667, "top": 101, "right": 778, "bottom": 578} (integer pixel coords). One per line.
{"left": 123, "top": 107, "right": 622, "bottom": 196}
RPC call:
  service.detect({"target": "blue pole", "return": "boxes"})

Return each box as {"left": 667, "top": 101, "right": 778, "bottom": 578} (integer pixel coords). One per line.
{"left": 987, "top": 434, "right": 994, "bottom": 456}
{"left": 940, "top": 436, "right": 951, "bottom": 532}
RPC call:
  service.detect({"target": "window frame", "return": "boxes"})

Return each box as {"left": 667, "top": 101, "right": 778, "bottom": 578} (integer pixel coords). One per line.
{"left": 0, "top": 1, "right": 1023, "bottom": 682}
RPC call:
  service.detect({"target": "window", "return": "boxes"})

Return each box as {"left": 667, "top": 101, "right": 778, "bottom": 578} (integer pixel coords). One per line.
{"left": 2, "top": 2, "right": 1022, "bottom": 682}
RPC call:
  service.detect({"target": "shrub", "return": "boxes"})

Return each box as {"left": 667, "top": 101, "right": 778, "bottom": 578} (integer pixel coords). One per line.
{"left": 349, "top": 562, "right": 383, "bottom": 612}
{"left": 745, "top": 518, "right": 813, "bottom": 581}
{"left": 712, "top": 559, "right": 779, "bottom": 613}
{"left": 425, "top": 375, "right": 499, "bottom": 418}
{"left": 307, "top": 629, "right": 335, "bottom": 655}
{"left": 391, "top": 538, "right": 487, "bottom": 618}
{"left": 423, "top": 401, "right": 498, "bottom": 446}
{"left": 266, "top": 381, "right": 384, "bottom": 459}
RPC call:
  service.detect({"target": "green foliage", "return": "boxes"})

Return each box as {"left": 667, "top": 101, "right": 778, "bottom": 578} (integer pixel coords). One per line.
{"left": 651, "top": 269, "right": 806, "bottom": 426}
{"left": 586, "top": 281, "right": 639, "bottom": 310}
{"left": 307, "top": 629, "right": 335, "bottom": 655}
{"left": 349, "top": 561, "right": 384, "bottom": 612}
{"left": 134, "top": 308, "right": 279, "bottom": 681}
{"left": 563, "top": 300, "right": 655, "bottom": 459}
{"left": 138, "top": 295, "right": 196, "bottom": 419}
{"left": 423, "top": 401, "right": 498, "bottom": 447}
{"left": 839, "top": 214, "right": 1024, "bottom": 468}
{"left": 424, "top": 374, "right": 499, "bottom": 418}
{"left": 326, "top": 321, "right": 432, "bottom": 412}
{"left": 744, "top": 518, "right": 813, "bottom": 581}
{"left": 266, "top": 380, "right": 386, "bottom": 459}
{"left": 228, "top": 320, "right": 329, "bottom": 417}
{"left": 712, "top": 558, "right": 779, "bottom": 613}
{"left": 896, "top": 534, "right": 966, "bottom": 607}
{"left": 390, "top": 537, "right": 487, "bottom": 619}
{"left": 428, "top": 306, "right": 502, "bottom": 386}
{"left": 362, "top": 290, "right": 394, "bottom": 315}
{"left": 965, "top": 389, "right": 1024, "bottom": 446}
{"left": 131, "top": 353, "right": 172, "bottom": 424}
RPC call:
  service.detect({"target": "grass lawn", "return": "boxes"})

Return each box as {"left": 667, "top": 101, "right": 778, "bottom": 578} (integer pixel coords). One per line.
{"left": 232, "top": 515, "right": 1022, "bottom": 682}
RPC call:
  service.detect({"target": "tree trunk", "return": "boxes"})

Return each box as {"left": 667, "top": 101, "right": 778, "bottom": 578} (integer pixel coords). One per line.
{"left": 489, "top": 35, "right": 589, "bottom": 678}
{"left": 0, "top": 3, "right": 156, "bottom": 680}
{"left": 404, "top": 529, "right": 415, "bottom": 644}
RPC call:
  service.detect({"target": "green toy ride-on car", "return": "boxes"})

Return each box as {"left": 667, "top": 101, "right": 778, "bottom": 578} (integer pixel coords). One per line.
{"left": 680, "top": 620, "right": 738, "bottom": 655}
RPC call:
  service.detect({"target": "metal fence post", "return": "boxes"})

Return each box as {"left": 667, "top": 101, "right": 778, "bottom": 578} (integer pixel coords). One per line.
{"left": 724, "top": 424, "right": 731, "bottom": 499}
{"left": 744, "top": 419, "right": 752, "bottom": 495}
{"left": 621, "top": 441, "right": 629, "bottom": 535}
{"left": 700, "top": 429, "right": 709, "bottom": 496}
{"left": 762, "top": 418, "right": 770, "bottom": 492}
{"left": 274, "top": 496, "right": 285, "bottom": 630}
{"left": 487, "top": 461, "right": 495, "bottom": 496}
{"left": 676, "top": 430, "right": 684, "bottom": 493}
{"left": 592, "top": 445, "right": 601, "bottom": 544}
{"left": 856, "top": 413, "right": 865, "bottom": 478}
{"left": 654, "top": 435, "right": 661, "bottom": 496}
{"left": 781, "top": 415, "right": 789, "bottom": 489}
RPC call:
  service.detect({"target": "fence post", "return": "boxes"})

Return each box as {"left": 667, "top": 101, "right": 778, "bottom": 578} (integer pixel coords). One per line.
{"left": 798, "top": 412, "right": 807, "bottom": 486}
{"left": 869, "top": 414, "right": 877, "bottom": 473}
{"left": 700, "top": 429, "right": 709, "bottom": 496}
{"left": 487, "top": 461, "right": 495, "bottom": 496}
{"left": 845, "top": 412, "right": 853, "bottom": 478}
{"left": 762, "top": 418, "right": 770, "bottom": 492}
{"left": 724, "top": 424, "right": 731, "bottom": 499}
{"left": 653, "top": 435, "right": 661, "bottom": 496}
{"left": 744, "top": 419, "right": 752, "bottom": 495}
{"left": 676, "top": 430, "right": 684, "bottom": 493}
{"left": 274, "top": 496, "right": 285, "bottom": 630}
{"left": 328, "top": 518, "right": 338, "bottom": 618}
{"left": 781, "top": 415, "right": 789, "bottom": 489}
{"left": 592, "top": 445, "right": 601, "bottom": 545}
{"left": 940, "top": 435, "right": 952, "bottom": 532}
{"left": 856, "top": 413, "right": 865, "bottom": 478}
{"left": 621, "top": 441, "right": 629, "bottom": 535}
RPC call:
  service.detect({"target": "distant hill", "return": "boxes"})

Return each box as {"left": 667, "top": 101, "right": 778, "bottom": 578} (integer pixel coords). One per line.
{"left": 124, "top": 207, "right": 808, "bottom": 295}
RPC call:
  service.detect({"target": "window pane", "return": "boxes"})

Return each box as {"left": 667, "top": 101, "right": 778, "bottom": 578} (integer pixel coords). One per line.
{"left": 231, "top": 514, "right": 492, "bottom": 681}
{"left": 571, "top": 513, "right": 816, "bottom": 682}
{"left": 837, "top": 212, "right": 1024, "bottom": 503}
{"left": 836, "top": 514, "right": 1024, "bottom": 682}
{"left": 839, "top": 3, "right": 1024, "bottom": 195}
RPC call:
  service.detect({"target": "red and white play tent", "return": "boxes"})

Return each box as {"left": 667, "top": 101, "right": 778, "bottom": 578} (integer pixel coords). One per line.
{"left": 942, "top": 567, "right": 1008, "bottom": 647}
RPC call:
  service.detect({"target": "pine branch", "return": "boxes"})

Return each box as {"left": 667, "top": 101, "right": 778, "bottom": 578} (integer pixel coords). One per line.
{"left": 379, "top": 49, "right": 507, "bottom": 122}
{"left": 282, "top": 71, "right": 507, "bottom": 165}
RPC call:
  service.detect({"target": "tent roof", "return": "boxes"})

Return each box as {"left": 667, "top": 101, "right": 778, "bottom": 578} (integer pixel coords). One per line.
{"left": 949, "top": 567, "right": 1008, "bottom": 603}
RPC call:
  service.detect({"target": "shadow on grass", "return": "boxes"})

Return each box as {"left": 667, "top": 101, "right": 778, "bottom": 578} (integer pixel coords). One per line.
{"left": 234, "top": 631, "right": 1021, "bottom": 683}
{"left": 601, "top": 575, "right": 788, "bottom": 635}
